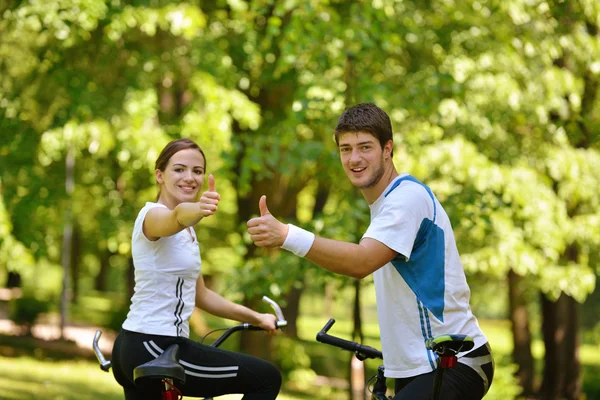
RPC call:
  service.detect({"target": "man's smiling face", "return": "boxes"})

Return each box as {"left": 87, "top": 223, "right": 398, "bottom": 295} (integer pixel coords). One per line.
{"left": 338, "top": 131, "right": 386, "bottom": 189}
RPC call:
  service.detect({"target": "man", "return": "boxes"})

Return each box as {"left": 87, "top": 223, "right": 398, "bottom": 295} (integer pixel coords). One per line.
{"left": 247, "top": 103, "right": 494, "bottom": 399}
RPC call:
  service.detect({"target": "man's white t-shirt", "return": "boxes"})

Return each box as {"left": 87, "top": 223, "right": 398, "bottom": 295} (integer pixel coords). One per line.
{"left": 122, "top": 202, "right": 201, "bottom": 338}
{"left": 363, "top": 174, "right": 488, "bottom": 378}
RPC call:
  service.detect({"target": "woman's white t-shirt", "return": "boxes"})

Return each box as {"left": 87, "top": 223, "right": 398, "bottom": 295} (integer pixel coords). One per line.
{"left": 363, "top": 174, "right": 488, "bottom": 378}
{"left": 122, "top": 202, "right": 201, "bottom": 338}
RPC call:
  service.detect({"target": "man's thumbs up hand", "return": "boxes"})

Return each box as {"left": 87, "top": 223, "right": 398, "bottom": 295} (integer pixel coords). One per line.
{"left": 259, "top": 195, "right": 270, "bottom": 217}
{"left": 247, "top": 195, "right": 288, "bottom": 248}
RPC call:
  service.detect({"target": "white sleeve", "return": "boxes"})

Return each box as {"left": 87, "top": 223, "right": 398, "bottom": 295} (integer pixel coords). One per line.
{"left": 362, "top": 186, "right": 432, "bottom": 260}
{"left": 132, "top": 202, "right": 168, "bottom": 242}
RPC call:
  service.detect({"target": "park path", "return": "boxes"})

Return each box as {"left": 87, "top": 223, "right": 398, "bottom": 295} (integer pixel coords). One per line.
{"left": 0, "top": 288, "right": 115, "bottom": 356}
{"left": 0, "top": 317, "right": 116, "bottom": 355}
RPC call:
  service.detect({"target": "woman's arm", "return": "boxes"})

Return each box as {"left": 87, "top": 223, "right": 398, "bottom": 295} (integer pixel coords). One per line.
{"left": 143, "top": 186, "right": 220, "bottom": 240}
{"left": 195, "top": 275, "right": 277, "bottom": 331}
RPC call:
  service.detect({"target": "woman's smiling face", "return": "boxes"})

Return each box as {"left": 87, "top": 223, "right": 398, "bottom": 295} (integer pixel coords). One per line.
{"left": 156, "top": 148, "right": 206, "bottom": 208}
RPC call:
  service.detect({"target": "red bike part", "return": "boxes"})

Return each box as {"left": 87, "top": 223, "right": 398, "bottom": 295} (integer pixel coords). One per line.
{"left": 161, "top": 391, "right": 180, "bottom": 400}
{"left": 439, "top": 355, "right": 457, "bottom": 369}
{"left": 161, "top": 379, "right": 183, "bottom": 400}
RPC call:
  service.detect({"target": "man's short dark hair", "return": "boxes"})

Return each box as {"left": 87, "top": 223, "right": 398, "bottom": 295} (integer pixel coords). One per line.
{"left": 334, "top": 103, "right": 394, "bottom": 155}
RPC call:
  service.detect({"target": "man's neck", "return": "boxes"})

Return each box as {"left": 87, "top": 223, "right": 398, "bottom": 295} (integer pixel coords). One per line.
{"left": 361, "top": 167, "right": 399, "bottom": 205}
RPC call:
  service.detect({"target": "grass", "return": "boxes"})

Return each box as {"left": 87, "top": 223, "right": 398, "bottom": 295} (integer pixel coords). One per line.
{"left": 0, "top": 357, "right": 123, "bottom": 400}
{"left": 1, "top": 322, "right": 598, "bottom": 400}
{"left": 0, "top": 356, "right": 308, "bottom": 400}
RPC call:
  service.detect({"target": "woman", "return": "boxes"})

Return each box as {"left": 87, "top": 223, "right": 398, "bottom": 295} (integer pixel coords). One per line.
{"left": 111, "top": 138, "right": 282, "bottom": 399}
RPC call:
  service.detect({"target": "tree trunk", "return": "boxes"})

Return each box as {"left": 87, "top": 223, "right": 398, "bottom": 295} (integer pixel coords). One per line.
{"left": 281, "top": 281, "right": 303, "bottom": 338}
{"left": 70, "top": 223, "right": 81, "bottom": 304}
{"left": 240, "top": 297, "right": 273, "bottom": 361}
{"left": 562, "top": 295, "right": 581, "bottom": 400}
{"left": 349, "top": 280, "right": 365, "bottom": 400}
{"left": 540, "top": 292, "right": 581, "bottom": 400}
{"left": 508, "top": 270, "right": 535, "bottom": 396}
{"left": 94, "top": 251, "right": 110, "bottom": 292}
{"left": 60, "top": 146, "right": 75, "bottom": 339}
{"left": 6, "top": 271, "right": 21, "bottom": 288}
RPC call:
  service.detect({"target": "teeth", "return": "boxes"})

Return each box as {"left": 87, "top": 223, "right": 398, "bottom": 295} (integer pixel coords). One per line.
{"left": 351, "top": 167, "right": 366, "bottom": 172}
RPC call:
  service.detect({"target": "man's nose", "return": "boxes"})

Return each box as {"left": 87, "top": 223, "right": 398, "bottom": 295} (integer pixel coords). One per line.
{"left": 349, "top": 149, "right": 362, "bottom": 162}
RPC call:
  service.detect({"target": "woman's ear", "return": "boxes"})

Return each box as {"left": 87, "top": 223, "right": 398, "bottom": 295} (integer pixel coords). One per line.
{"left": 155, "top": 169, "right": 164, "bottom": 184}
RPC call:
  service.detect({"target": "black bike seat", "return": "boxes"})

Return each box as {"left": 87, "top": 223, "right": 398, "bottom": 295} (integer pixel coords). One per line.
{"left": 426, "top": 334, "right": 474, "bottom": 357}
{"left": 133, "top": 344, "right": 186, "bottom": 384}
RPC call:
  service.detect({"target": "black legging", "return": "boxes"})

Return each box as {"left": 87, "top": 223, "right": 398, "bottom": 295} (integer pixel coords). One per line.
{"left": 393, "top": 344, "right": 494, "bottom": 400}
{"left": 111, "top": 329, "right": 281, "bottom": 400}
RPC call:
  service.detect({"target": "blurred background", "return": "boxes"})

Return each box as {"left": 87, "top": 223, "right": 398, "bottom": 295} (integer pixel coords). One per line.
{"left": 0, "top": 1, "right": 599, "bottom": 399}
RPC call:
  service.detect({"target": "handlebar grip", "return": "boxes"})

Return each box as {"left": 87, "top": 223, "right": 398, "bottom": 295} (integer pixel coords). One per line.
{"left": 244, "top": 321, "right": 287, "bottom": 331}
{"left": 275, "top": 320, "right": 287, "bottom": 329}
{"left": 316, "top": 331, "right": 359, "bottom": 352}
{"left": 321, "top": 318, "right": 336, "bottom": 333}
{"left": 245, "top": 325, "right": 264, "bottom": 331}
{"left": 316, "top": 319, "right": 383, "bottom": 360}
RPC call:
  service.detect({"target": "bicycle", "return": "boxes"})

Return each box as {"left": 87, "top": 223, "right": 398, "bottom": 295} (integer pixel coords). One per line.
{"left": 316, "top": 318, "right": 474, "bottom": 400}
{"left": 93, "top": 295, "right": 287, "bottom": 400}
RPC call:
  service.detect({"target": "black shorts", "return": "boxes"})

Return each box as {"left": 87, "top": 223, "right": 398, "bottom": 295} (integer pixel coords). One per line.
{"left": 111, "top": 329, "right": 281, "bottom": 400}
{"left": 393, "top": 343, "right": 494, "bottom": 400}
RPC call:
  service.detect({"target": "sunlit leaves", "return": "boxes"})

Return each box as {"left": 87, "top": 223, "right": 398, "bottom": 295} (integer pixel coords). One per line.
{"left": 3, "top": 0, "right": 108, "bottom": 46}
{"left": 539, "top": 264, "right": 596, "bottom": 302}
{"left": 106, "top": 3, "right": 206, "bottom": 41}
{"left": 1, "top": 0, "right": 599, "bottom": 307}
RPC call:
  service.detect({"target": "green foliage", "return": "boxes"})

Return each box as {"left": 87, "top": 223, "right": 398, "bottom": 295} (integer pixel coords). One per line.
{"left": 9, "top": 294, "right": 52, "bottom": 335}
{"left": 105, "top": 303, "right": 130, "bottom": 333}
{"left": 274, "top": 336, "right": 316, "bottom": 390}
{"left": 484, "top": 362, "right": 523, "bottom": 400}
{"left": 582, "top": 365, "right": 600, "bottom": 400}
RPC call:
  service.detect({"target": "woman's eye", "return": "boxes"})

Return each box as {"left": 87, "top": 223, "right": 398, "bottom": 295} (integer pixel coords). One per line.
{"left": 195, "top": 170, "right": 203, "bottom": 174}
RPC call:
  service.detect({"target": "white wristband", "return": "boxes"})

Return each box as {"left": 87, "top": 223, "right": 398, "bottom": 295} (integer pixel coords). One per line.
{"left": 281, "top": 224, "right": 315, "bottom": 257}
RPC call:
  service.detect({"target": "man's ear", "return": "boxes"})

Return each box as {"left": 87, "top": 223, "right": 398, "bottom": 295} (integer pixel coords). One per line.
{"left": 384, "top": 140, "right": 394, "bottom": 158}
{"left": 155, "top": 169, "right": 164, "bottom": 184}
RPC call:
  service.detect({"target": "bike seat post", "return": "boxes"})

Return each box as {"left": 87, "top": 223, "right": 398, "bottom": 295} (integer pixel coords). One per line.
{"left": 427, "top": 334, "right": 474, "bottom": 400}
{"left": 161, "top": 378, "right": 179, "bottom": 400}
{"left": 438, "top": 353, "right": 458, "bottom": 369}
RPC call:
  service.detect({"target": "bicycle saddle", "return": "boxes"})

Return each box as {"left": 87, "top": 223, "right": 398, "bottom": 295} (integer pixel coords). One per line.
{"left": 426, "top": 334, "right": 474, "bottom": 357}
{"left": 133, "top": 344, "right": 186, "bottom": 385}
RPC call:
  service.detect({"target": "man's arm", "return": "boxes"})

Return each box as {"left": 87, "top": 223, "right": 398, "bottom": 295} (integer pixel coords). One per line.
{"left": 247, "top": 195, "right": 398, "bottom": 279}
{"left": 305, "top": 236, "right": 398, "bottom": 279}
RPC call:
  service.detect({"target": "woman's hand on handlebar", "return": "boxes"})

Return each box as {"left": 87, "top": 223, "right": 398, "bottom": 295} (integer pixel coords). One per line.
{"left": 255, "top": 313, "right": 278, "bottom": 332}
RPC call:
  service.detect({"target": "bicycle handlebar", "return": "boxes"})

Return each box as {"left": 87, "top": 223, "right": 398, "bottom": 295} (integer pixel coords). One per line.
{"left": 209, "top": 296, "right": 287, "bottom": 347}
{"left": 316, "top": 318, "right": 383, "bottom": 360}
{"left": 93, "top": 330, "right": 112, "bottom": 372}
